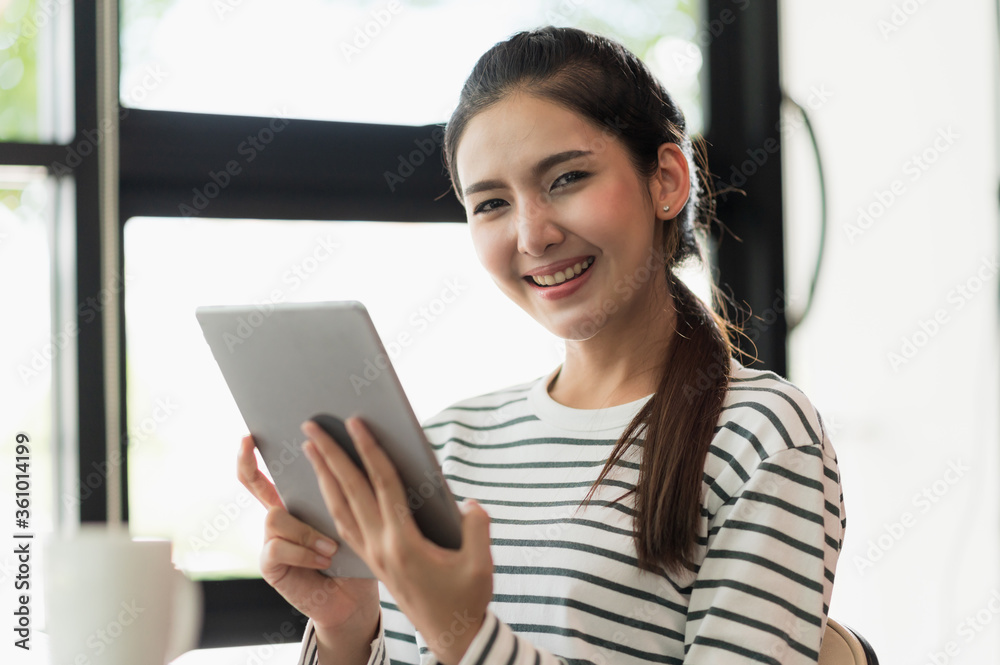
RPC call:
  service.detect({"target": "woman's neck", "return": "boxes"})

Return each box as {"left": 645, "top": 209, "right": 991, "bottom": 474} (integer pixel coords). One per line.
{"left": 547, "top": 289, "right": 676, "bottom": 409}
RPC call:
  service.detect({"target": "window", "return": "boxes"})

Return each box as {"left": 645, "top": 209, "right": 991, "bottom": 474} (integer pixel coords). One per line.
{"left": 0, "top": 165, "right": 73, "bottom": 639}
{"left": 124, "top": 217, "right": 564, "bottom": 578}
{"left": 0, "top": 0, "right": 74, "bottom": 142}
{"left": 120, "top": 0, "right": 706, "bottom": 133}
{"left": 6, "top": 0, "right": 803, "bottom": 653}
{"left": 124, "top": 216, "right": 714, "bottom": 581}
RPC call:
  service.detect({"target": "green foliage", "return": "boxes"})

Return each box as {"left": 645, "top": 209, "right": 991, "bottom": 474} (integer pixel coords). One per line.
{"left": 0, "top": 188, "right": 23, "bottom": 213}
{"left": 0, "top": 0, "right": 40, "bottom": 141}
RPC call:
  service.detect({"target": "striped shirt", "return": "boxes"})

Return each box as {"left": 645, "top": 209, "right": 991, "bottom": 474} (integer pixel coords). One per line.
{"left": 297, "top": 359, "right": 845, "bottom": 664}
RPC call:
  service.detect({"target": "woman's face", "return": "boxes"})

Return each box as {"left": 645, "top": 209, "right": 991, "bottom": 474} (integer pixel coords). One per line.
{"left": 455, "top": 93, "right": 680, "bottom": 341}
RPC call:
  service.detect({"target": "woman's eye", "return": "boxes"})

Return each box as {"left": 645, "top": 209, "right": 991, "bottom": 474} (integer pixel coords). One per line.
{"left": 551, "top": 170, "right": 590, "bottom": 190}
{"left": 473, "top": 198, "right": 507, "bottom": 215}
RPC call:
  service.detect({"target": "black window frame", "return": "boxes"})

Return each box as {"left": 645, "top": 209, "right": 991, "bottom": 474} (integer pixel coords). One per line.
{"left": 0, "top": 0, "right": 785, "bottom": 648}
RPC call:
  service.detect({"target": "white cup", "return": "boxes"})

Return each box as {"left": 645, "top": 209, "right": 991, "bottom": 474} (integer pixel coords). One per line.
{"left": 43, "top": 526, "right": 202, "bottom": 665}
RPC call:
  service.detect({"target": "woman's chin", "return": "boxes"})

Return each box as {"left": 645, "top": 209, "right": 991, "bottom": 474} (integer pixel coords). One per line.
{"left": 535, "top": 312, "right": 607, "bottom": 342}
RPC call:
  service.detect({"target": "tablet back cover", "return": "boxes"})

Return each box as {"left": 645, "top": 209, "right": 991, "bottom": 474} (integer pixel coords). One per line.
{"left": 196, "top": 300, "right": 461, "bottom": 578}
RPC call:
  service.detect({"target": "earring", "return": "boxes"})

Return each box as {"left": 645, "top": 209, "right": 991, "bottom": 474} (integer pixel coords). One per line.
{"left": 662, "top": 205, "right": 670, "bottom": 213}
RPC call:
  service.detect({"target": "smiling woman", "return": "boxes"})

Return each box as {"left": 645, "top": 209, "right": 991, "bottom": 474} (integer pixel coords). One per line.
{"left": 236, "top": 25, "right": 845, "bottom": 665}
{"left": 455, "top": 93, "right": 684, "bottom": 360}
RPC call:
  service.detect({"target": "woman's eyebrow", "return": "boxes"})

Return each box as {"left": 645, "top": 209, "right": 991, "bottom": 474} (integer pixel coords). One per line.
{"left": 463, "top": 149, "right": 594, "bottom": 198}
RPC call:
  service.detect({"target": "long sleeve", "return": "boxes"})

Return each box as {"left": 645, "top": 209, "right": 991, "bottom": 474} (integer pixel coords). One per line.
{"left": 682, "top": 442, "right": 845, "bottom": 663}
{"left": 296, "top": 586, "right": 423, "bottom": 665}
{"left": 295, "top": 614, "right": 387, "bottom": 665}
{"left": 445, "top": 419, "right": 843, "bottom": 665}
{"left": 448, "top": 611, "right": 568, "bottom": 665}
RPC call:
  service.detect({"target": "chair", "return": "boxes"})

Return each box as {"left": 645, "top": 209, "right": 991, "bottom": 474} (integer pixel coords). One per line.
{"left": 818, "top": 618, "right": 879, "bottom": 665}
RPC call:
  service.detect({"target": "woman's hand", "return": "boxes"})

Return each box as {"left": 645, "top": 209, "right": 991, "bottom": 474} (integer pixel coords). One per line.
{"left": 237, "top": 435, "right": 380, "bottom": 640}
{"left": 301, "top": 417, "right": 494, "bottom": 665}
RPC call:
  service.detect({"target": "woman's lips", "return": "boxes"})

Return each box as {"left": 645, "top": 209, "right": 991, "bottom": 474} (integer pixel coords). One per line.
{"left": 524, "top": 257, "right": 595, "bottom": 300}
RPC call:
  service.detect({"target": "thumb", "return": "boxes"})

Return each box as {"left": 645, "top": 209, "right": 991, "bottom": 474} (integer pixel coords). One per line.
{"left": 459, "top": 499, "right": 491, "bottom": 555}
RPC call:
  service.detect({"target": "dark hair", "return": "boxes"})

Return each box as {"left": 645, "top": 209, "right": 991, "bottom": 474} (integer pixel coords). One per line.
{"left": 443, "top": 26, "right": 734, "bottom": 574}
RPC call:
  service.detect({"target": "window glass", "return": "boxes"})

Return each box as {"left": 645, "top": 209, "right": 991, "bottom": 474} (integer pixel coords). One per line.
{"left": 125, "top": 217, "right": 714, "bottom": 578}
{"left": 120, "top": 0, "right": 705, "bottom": 134}
{"left": 0, "top": 166, "right": 60, "bottom": 637}
{"left": 0, "top": 0, "right": 73, "bottom": 142}
{"left": 124, "top": 217, "right": 567, "bottom": 578}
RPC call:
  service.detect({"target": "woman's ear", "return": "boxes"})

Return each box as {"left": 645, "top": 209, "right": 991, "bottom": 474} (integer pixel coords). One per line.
{"left": 648, "top": 142, "right": 690, "bottom": 218}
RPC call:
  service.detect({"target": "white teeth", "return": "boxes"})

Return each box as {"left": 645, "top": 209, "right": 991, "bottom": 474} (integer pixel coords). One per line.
{"left": 531, "top": 257, "right": 594, "bottom": 287}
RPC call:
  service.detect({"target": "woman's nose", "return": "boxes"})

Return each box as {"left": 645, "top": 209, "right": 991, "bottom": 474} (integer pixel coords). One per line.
{"left": 515, "top": 195, "right": 564, "bottom": 256}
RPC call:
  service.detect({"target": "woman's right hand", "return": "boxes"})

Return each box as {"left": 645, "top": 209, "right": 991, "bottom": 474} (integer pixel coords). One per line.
{"left": 238, "top": 434, "right": 380, "bottom": 635}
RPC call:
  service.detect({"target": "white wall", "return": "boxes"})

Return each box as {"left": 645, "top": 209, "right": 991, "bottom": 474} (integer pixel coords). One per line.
{"left": 779, "top": 2, "right": 1000, "bottom": 663}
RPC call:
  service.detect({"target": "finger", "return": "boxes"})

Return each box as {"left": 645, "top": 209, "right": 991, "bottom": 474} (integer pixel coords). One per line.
{"left": 237, "top": 435, "right": 282, "bottom": 509}
{"left": 459, "top": 499, "right": 491, "bottom": 559}
{"left": 261, "top": 533, "right": 334, "bottom": 572}
{"left": 303, "top": 439, "right": 366, "bottom": 552}
{"left": 264, "top": 506, "right": 339, "bottom": 558}
{"left": 347, "top": 417, "right": 421, "bottom": 538}
{"left": 302, "top": 420, "right": 383, "bottom": 538}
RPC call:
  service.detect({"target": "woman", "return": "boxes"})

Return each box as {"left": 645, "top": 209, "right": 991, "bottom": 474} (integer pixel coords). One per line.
{"left": 238, "top": 26, "right": 845, "bottom": 665}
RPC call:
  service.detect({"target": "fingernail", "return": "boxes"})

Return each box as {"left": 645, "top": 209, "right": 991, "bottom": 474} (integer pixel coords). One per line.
{"left": 315, "top": 554, "right": 332, "bottom": 567}
{"left": 316, "top": 538, "right": 337, "bottom": 556}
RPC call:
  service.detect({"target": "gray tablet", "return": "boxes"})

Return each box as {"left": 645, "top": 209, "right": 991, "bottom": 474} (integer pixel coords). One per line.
{"left": 195, "top": 300, "right": 462, "bottom": 578}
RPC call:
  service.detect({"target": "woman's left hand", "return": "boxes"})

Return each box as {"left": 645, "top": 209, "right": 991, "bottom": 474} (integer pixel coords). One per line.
{"left": 301, "top": 416, "right": 494, "bottom": 665}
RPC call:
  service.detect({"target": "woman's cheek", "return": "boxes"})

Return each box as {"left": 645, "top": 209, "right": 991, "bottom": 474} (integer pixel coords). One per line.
{"left": 593, "top": 177, "right": 635, "bottom": 221}
{"left": 470, "top": 223, "right": 512, "bottom": 281}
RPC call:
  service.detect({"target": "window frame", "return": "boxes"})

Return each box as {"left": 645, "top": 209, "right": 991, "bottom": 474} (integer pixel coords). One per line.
{"left": 0, "top": 0, "right": 786, "bottom": 648}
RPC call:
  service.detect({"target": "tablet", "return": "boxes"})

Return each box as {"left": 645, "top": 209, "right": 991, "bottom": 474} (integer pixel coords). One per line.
{"left": 195, "top": 300, "right": 463, "bottom": 578}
